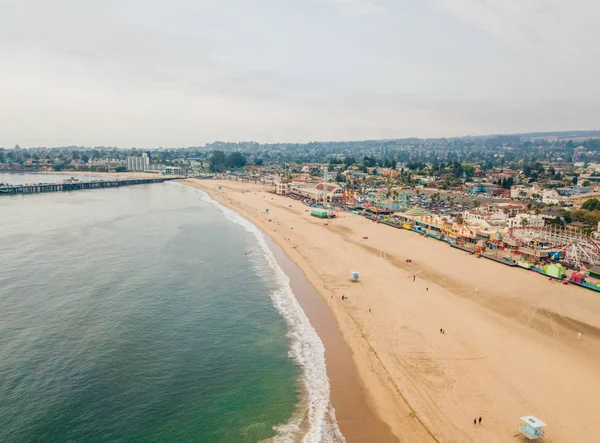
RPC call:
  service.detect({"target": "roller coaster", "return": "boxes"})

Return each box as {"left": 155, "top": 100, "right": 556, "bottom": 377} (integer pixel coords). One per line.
{"left": 507, "top": 226, "right": 600, "bottom": 267}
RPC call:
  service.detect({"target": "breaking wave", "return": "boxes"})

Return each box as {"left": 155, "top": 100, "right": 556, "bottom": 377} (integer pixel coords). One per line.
{"left": 191, "top": 186, "right": 344, "bottom": 443}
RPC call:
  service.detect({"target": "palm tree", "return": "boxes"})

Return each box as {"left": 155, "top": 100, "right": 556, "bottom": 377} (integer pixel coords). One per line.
{"left": 520, "top": 218, "right": 529, "bottom": 227}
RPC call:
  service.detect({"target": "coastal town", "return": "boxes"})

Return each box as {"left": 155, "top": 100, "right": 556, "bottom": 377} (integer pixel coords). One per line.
{"left": 5, "top": 133, "right": 600, "bottom": 295}
{"left": 5, "top": 135, "right": 600, "bottom": 440}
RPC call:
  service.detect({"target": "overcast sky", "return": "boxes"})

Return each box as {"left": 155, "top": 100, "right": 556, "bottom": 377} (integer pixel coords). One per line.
{"left": 1, "top": 0, "right": 599, "bottom": 148}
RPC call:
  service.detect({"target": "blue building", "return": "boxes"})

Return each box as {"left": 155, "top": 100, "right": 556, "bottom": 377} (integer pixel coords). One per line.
{"left": 518, "top": 415, "right": 546, "bottom": 440}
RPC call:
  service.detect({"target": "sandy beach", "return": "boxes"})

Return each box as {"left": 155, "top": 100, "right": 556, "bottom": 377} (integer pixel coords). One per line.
{"left": 183, "top": 179, "right": 600, "bottom": 443}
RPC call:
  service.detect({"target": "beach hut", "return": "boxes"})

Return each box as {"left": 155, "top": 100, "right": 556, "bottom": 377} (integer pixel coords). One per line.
{"left": 518, "top": 415, "right": 546, "bottom": 440}
{"left": 545, "top": 263, "right": 566, "bottom": 279}
{"left": 570, "top": 272, "right": 585, "bottom": 284}
{"left": 349, "top": 271, "right": 360, "bottom": 282}
{"left": 311, "top": 209, "right": 329, "bottom": 219}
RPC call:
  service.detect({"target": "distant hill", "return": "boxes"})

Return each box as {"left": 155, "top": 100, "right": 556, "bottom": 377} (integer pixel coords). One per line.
{"left": 465, "top": 130, "right": 600, "bottom": 142}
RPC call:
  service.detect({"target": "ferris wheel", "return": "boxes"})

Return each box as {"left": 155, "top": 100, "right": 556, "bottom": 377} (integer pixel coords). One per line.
{"left": 507, "top": 226, "right": 600, "bottom": 267}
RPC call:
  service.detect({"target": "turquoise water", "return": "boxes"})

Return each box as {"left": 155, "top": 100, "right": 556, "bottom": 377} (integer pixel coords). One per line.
{"left": 0, "top": 182, "right": 313, "bottom": 441}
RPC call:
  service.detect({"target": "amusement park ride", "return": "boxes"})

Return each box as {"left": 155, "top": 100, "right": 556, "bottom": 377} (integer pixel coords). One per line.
{"left": 507, "top": 226, "right": 600, "bottom": 267}
{"left": 340, "top": 184, "right": 600, "bottom": 269}
{"left": 343, "top": 188, "right": 410, "bottom": 211}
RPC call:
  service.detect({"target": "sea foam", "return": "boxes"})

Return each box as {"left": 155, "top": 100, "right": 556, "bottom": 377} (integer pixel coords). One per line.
{"left": 191, "top": 186, "right": 345, "bottom": 443}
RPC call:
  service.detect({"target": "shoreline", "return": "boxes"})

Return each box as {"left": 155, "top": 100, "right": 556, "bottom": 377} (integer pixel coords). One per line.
{"left": 181, "top": 179, "right": 600, "bottom": 442}
{"left": 182, "top": 179, "right": 430, "bottom": 442}
{"left": 189, "top": 179, "right": 394, "bottom": 441}
{"left": 265, "top": 237, "right": 396, "bottom": 442}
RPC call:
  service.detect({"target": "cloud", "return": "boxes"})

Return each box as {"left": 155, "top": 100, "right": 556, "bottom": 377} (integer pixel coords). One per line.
{"left": 430, "top": 0, "right": 600, "bottom": 63}
{"left": 328, "top": 0, "right": 384, "bottom": 15}
{"left": 0, "top": 0, "right": 599, "bottom": 147}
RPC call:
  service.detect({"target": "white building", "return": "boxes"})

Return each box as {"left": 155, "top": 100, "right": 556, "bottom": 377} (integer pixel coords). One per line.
{"left": 87, "top": 158, "right": 124, "bottom": 167}
{"left": 510, "top": 185, "right": 538, "bottom": 200}
{"left": 276, "top": 179, "right": 291, "bottom": 195}
{"left": 463, "top": 210, "right": 493, "bottom": 222}
{"left": 127, "top": 153, "right": 150, "bottom": 172}
{"left": 510, "top": 185, "right": 562, "bottom": 204}
{"left": 163, "top": 166, "right": 182, "bottom": 175}
{"left": 507, "top": 213, "right": 545, "bottom": 228}
{"left": 291, "top": 182, "right": 343, "bottom": 203}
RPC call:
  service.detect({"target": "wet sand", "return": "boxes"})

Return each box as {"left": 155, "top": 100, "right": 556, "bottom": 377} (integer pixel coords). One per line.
{"left": 267, "top": 238, "right": 396, "bottom": 442}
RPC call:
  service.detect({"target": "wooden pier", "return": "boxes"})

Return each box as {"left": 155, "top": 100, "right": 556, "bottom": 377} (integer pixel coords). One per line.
{"left": 0, "top": 177, "right": 178, "bottom": 196}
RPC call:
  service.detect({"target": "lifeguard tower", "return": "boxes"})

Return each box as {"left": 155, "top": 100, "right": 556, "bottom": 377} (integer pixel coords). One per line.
{"left": 518, "top": 416, "right": 546, "bottom": 440}
{"left": 349, "top": 271, "right": 360, "bottom": 282}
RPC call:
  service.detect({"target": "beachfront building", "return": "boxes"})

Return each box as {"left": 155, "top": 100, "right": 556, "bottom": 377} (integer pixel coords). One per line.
{"left": 290, "top": 182, "right": 343, "bottom": 203}
{"left": 163, "top": 166, "right": 182, "bottom": 175}
{"left": 127, "top": 153, "right": 150, "bottom": 172}
{"left": 507, "top": 213, "right": 545, "bottom": 228}
{"left": 276, "top": 179, "right": 291, "bottom": 195}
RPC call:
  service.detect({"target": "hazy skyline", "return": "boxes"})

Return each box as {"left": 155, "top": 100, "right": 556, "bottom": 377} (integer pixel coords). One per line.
{"left": 1, "top": 0, "right": 599, "bottom": 148}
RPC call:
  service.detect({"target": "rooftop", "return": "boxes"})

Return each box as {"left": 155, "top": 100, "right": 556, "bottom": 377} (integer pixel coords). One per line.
{"left": 520, "top": 416, "right": 547, "bottom": 428}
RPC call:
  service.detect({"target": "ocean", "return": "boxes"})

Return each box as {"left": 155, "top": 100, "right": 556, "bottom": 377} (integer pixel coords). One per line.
{"left": 0, "top": 177, "right": 342, "bottom": 442}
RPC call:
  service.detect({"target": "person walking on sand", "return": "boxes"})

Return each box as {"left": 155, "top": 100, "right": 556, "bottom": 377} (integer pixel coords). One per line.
{"left": 426, "top": 287, "right": 429, "bottom": 292}
{"left": 478, "top": 417, "right": 482, "bottom": 425}
{"left": 474, "top": 418, "right": 477, "bottom": 426}
{"left": 413, "top": 275, "right": 416, "bottom": 282}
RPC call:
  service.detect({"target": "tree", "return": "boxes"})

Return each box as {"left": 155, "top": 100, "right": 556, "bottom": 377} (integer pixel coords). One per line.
{"left": 520, "top": 218, "right": 529, "bottom": 227}
{"left": 344, "top": 156, "right": 356, "bottom": 166}
{"left": 335, "top": 173, "right": 344, "bottom": 183}
{"left": 463, "top": 164, "right": 474, "bottom": 179}
{"left": 583, "top": 180, "right": 591, "bottom": 187}
{"left": 363, "top": 156, "right": 376, "bottom": 167}
{"left": 452, "top": 161, "right": 463, "bottom": 178}
{"left": 254, "top": 158, "right": 264, "bottom": 166}
{"left": 582, "top": 198, "right": 600, "bottom": 211}
{"left": 225, "top": 152, "right": 247, "bottom": 169}
{"left": 209, "top": 150, "right": 227, "bottom": 172}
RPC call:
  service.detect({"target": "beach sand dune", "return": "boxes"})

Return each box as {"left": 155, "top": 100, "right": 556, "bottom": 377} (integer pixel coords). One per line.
{"left": 184, "top": 179, "right": 600, "bottom": 443}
